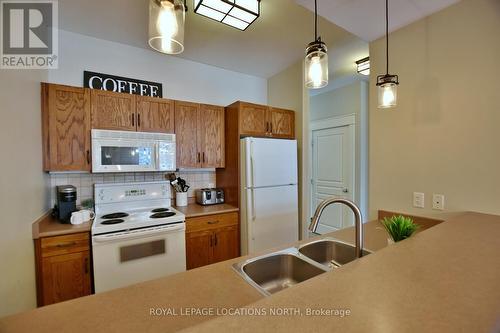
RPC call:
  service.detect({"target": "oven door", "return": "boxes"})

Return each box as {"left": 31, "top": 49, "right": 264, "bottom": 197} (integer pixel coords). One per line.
{"left": 92, "top": 223, "right": 186, "bottom": 293}
{"left": 92, "top": 138, "right": 158, "bottom": 173}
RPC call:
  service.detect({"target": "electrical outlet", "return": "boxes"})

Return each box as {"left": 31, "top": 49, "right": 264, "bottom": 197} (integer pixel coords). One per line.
{"left": 433, "top": 194, "right": 445, "bottom": 210}
{"left": 413, "top": 192, "right": 425, "bottom": 208}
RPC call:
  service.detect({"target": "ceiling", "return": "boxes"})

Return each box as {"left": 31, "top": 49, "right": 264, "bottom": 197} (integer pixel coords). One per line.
{"left": 295, "top": 0, "right": 461, "bottom": 42}
{"left": 58, "top": 0, "right": 368, "bottom": 79}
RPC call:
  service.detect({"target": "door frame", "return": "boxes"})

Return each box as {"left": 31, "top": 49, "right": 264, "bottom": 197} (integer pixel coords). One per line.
{"left": 309, "top": 114, "right": 356, "bottom": 234}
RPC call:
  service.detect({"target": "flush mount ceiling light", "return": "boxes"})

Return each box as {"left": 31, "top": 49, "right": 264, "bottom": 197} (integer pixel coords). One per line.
{"left": 193, "top": 0, "right": 261, "bottom": 31}
{"left": 305, "top": 0, "right": 328, "bottom": 89}
{"left": 356, "top": 57, "right": 370, "bottom": 76}
{"left": 376, "top": 0, "right": 399, "bottom": 109}
{"left": 149, "top": 0, "right": 187, "bottom": 55}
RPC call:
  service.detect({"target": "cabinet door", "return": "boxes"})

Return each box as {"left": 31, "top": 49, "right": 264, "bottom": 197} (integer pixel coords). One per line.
{"left": 198, "top": 104, "right": 225, "bottom": 168}
{"left": 269, "top": 107, "right": 295, "bottom": 139}
{"left": 41, "top": 251, "right": 91, "bottom": 305}
{"left": 212, "top": 225, "right": 239, "bottom": 264}
{"left": 186, "top": 230, "right": 213, "bottom": 270}
{"left": 42, "top": 83, "right": 91, "bottom": 171}
{"left": 136, "top": 96, "right": 175, "bottom": 133}
{"left": 90, "top": 89, "right": 136, "bottom": 131}
{"left": 239, "top": 103, "right": 269, "bottom": 137}
{"left": 175, "top": 101, "right": 201, "bottom": 168}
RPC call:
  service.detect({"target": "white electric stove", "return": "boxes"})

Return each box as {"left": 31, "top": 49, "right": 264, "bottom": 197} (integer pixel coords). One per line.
{"left": 92, "top": 181, "right": 186, "bottom": 293}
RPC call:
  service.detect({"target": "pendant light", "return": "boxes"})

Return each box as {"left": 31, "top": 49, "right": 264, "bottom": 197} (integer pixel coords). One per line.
{"left": 376, "top": 0, "right": 399, "bottom": 108}
{"left": 148, "top": 0, "right": 187, "bottom": 55}
{"left": 305, "top": 0, "right": 328, "bottom": 89}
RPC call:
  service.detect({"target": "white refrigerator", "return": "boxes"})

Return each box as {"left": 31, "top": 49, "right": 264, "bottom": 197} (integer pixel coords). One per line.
{"left": 240, "top": 137, "right": 299, "bottom": 255}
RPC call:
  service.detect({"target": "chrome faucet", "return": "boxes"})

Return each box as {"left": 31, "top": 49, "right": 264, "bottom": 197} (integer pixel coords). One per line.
{"left": 308, "top": 198, "right": 364, "bottom": 258}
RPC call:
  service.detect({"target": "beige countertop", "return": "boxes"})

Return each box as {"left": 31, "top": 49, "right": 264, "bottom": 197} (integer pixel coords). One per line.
{"left": 5, "top": 213, "right": 495, "bottom": 333}
{"left": 174, "top": 203, "right": 239, "bottom": 218}
{"left": 32, "top": 212, "right": 92, "bottom": 239}
{"left": 180, "top": 212, "right": 500, "bottom": 333}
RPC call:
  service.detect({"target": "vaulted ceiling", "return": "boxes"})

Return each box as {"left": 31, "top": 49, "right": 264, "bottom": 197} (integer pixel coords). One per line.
{"left": 58, "top": 0, "right": 367, "bottom": 79}
{"left": 295, "top": 0, "right": 461, "bottom": 42}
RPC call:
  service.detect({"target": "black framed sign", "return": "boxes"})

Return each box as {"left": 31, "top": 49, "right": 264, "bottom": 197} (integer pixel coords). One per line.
{"left": 83, "top": 71, "right": 163, "bottom": 98}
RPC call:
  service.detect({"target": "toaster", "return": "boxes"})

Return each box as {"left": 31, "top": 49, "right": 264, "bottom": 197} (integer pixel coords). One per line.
{"left": 196, "top": 188, "right": 225, "bottom": 205}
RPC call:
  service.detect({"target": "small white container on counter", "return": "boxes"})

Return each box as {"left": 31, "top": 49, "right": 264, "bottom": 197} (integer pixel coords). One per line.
{"left": 176, "top": 192, "right": 188, "bottom": 207}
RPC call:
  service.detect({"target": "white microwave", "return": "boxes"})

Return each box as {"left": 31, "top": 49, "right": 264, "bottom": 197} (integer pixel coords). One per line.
{"left": 91, "top": 129, "right": 176, "bottom": 173}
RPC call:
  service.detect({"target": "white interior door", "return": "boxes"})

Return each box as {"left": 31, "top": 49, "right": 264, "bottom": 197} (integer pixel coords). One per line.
{"left": 311, "top": 125, "right": 354, "bottom": 234}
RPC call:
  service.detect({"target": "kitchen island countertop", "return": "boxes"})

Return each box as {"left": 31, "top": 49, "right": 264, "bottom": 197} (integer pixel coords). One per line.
{"left": 4, "top": 213, "right": 497, "bottom": 333}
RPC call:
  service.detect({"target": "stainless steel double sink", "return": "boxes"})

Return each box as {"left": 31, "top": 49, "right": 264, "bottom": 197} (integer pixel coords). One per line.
{"left": 233, "top": 238, "right": 372, "bottom": 296}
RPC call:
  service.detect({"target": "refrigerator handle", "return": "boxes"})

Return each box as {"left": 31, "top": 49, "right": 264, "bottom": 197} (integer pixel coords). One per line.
{"left": 249, "top": 140, "right": 255, "bottom": 188}
{"left": 251, "top": 189, "right": 256, "bottom": 221}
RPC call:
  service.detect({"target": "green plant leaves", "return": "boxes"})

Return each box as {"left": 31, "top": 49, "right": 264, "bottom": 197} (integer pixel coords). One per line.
{"left": 381, "top": 215, "right": 419, "bottom": 242}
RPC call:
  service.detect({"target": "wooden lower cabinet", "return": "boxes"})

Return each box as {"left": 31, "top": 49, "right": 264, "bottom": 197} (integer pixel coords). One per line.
{"left": 35, "top": 232, "right": 92, "bottom": 306}
{"left": 185, "top": 212, "right": 239, "bottom": 270}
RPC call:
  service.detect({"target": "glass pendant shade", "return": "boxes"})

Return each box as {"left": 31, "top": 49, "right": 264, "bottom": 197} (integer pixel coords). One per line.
{"left": 378, "top": 82, "right": 398, "bottom": 108}
{"left": 305, "top": 41, "right": 328, "bottom": 89}
{"left": 149, "top": 0, "right": 185, "bottom": 54}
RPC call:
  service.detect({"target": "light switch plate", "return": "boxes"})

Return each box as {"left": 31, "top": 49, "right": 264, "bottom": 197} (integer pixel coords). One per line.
{"left": 433, "top": 194, "right": 445, "bottom": 210}
{"left": 413, "top": 192, "right": 425, "bottom": 208}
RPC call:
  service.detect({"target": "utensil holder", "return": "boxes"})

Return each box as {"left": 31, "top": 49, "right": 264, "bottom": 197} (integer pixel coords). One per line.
{"left": 176, "top": 192, "right": 188, "bottom": 207}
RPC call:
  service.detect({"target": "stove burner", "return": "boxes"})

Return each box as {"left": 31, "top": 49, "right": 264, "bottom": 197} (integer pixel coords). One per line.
{"left": 101, "top": 219, "right": 125, "bottom": 225}
{"left": 150, "top": 212, "right": 176, "bottom": 219}
{"left": 151, "top": 208, "right": 170, "bottom": 213}
{"left": 101, "top": 212, "right": 129, "bottom": 219}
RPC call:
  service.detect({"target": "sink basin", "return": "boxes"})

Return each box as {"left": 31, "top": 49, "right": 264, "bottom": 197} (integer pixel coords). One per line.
{"left": 233, "top": 248, "right": 327, "bottom": 296}
{"left": 298, "top": 239, "right": 372, "bottom": 268}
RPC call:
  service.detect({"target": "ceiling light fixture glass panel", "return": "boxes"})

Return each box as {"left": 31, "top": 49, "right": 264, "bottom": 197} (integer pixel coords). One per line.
{"left": 228, "top": 6, "right": 257, "bottom": 23}
{"left": 202, "top": 0, "right": 232, "bottom": 13}
{"left": 222, "top": 15, "right": 249, "bottom": 30}
{"left": 197, "top": 5, "right": 226, "bottom": 21}
{"left": 234, "top": 0, "right": 259, "bottom": 14}
{"left": 194, "top": 0, "right": 260, "bottom": 30}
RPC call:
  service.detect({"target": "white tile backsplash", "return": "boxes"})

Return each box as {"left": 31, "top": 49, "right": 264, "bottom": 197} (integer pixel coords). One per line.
{"left": 48, "top": 171, "right": 216, "bottom": 207}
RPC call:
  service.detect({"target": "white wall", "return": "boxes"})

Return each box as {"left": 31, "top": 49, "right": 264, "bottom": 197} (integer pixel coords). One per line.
{"left": 49, "top": 30, "right": 268, "bottom": 105}
{"left": 309, "top": 81, "right": 369, "bottom": 217}
{"left": 0, "top": 69, "right": 50, "bottom": 317}
{"left": 369, "top": 0, "right": 500, "bottom": 219}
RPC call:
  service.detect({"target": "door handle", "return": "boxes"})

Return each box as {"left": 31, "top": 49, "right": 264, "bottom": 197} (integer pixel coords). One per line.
{"left": 202, "top": 152, "right": 205, "bottom": 163}
{"left": 86, "top": 150, "right": 90, "bottom": 164}
{"left": 131, "top": 113, "right": 135, "bottom": 126}
{"left": 197, "top": 152, "right": 201, "bottom": 163}
{"left": 343, "top": 188, "right": 349, "bottom": 193}
{"left": 214, "top": 234, "right": 218, "bottom": 246}
{"left": 270, "top": 122, "right": 273, "bottom": 133}
{"left": 137, "top": 113, "right": 141, "bottom": 127}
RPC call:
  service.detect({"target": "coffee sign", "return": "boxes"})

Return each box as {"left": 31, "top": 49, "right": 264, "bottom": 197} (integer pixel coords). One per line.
{"left": 83, "top": 71, "right": 163, "bottom": 98}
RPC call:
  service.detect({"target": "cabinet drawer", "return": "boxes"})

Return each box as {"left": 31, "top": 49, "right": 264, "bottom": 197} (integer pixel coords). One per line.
{"left": 41, "top": 233, "right": 90, "bottom": 257}
{"left": 186, "top": 212, "right": 238, "bottom": 233}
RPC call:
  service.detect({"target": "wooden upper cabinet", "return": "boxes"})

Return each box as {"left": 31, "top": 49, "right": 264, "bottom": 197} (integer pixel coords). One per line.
{"left": 175, "top": 101, "right": 200, "bottom": 168}
{"left": 41, "top": 83, "right": 91, "bottom": 171}
{"left": 136, "top": 96, "right": 175, "bottom": 133}
{"left": 199, "top": 104, "right": 225, "bottom": 168}
{"left": 269, "top": 107, "right": 295, "bottom": 139}
{"left": 239, "top": 102, "right": 269, "bottom": 136}
{"left": 90, "top": 89, "right": 136, "bottom": 131}
{"left": 235, "top": 102, "right": 295, "bottom": 139}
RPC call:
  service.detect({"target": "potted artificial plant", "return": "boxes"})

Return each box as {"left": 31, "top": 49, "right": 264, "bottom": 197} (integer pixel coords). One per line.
{"left": 381, "top": 215, "right": 419, "bottom": 244}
